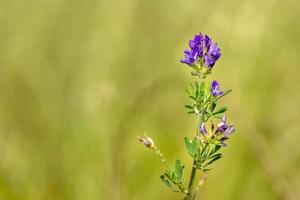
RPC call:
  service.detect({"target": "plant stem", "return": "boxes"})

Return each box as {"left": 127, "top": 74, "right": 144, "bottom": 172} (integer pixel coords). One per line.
{"left": 153, "top": 146, "right": 171, "bottom": 170}
{"left": 186, "top": 79, "right": 205, "bottom": 200}
{"left": 186, "top": 160, "right": 197, "bottom": 200}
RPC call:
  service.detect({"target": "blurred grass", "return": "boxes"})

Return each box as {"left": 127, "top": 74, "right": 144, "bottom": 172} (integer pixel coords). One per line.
{"left": 0, "top": 0, "right": 299, "bottom": 199}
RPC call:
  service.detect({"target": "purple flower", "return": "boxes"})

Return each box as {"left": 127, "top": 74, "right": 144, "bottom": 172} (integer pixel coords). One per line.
{"left": 204, "top": 35, "right": 211, "bottom": 49}
{"left": 223, "top": 125, "right": 235, "bottom": 137}
{"left": 217, "top": 115, "right": 235, "bottom": 137}
{"left": 219, "top": 124, "right": 235, "bottom": 147}
{"left": 199, "top": 122, "right": 208, "bottom": 136}
{"left": 217, "top": 115, "right": 228, "bottom": 132}
{"left": 181, "top": 33, "right": 221, "bottom": 68}
{"left": 211, "top": 80, "right": 224, "bottom": 97}
{"left": 217, "top": 118, "right": 234, "bottom": 146}
{"left": 203, "top": 35, "right": 221, "bottom": 68}
{"left": 190, "top": 34, "right": 204, "bottom": 57}
{"left": 181, "top": 49, "right": 198, "bottom": 65}
{"left": 181, "top": 34, "right": 203, "bottom": 66}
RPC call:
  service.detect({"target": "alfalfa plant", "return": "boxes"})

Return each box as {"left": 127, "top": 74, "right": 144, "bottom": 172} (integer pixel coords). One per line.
{"left": 138, "top": 33, "right": 236, "bottom": 200}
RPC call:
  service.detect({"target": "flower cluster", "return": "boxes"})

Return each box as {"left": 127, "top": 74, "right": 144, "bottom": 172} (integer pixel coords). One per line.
{"left": 199, "top": 116, "right": 235, "bottom": 146}
{"left": 180, "top": 33, "right": 221, "bottom": 69}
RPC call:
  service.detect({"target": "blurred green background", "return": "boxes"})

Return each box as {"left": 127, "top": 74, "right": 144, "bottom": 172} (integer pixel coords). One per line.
{"left": 0, "top": 0, "right": 299, "bottom": 199}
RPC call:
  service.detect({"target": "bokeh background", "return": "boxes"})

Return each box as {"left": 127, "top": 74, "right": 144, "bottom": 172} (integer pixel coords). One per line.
{"left": 0, "top": 0, "right": 299, "bottom": 199}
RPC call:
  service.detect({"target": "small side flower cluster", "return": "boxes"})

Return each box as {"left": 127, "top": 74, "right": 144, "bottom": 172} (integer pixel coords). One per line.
{"left": 138, "top": 33, "right": 235, "bottom": 200}
{"left": 197, "top": 81, "right": 235, "bottom": 146}
{"left": 185, "top": 79, "right": 235, "bottom": 154}
{"left": 181, "top": 33, "right": 221, "bottom": 77}
{"left": 200, "top": 116, "right": 235, "bottom": 147}
{"left": 137, "top": 134, "right": 155, "bottom": 148}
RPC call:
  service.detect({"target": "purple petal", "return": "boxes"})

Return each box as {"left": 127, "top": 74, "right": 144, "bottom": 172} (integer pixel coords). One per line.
{"left": 203, "top": 42, "right": 221, "bottom": 68}
{"left": 180, "top": 33, "right": 206, "bottom": 66}
{"left": 211, "top": 80, "right": 224, "bottom": 97}
{"left": 199, "top": 122, "right": 208, "bottom": 136}
{"left": 204, "top": 35, "right": 211, "bottom": 48}
{"left": 222, "top": 115, "right": 226, "bottom": 123}
{"left": 217, "top": 115, "right": 228, "bottom": 132}
{"left": 225, "top": 125, "right": 235, "bottom": 135}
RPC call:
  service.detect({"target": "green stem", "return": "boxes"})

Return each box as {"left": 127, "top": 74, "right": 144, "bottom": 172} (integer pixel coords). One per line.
{"left": 186, "top": 160, "right": 197, "bottom": 200}
{"left": 153, "top": 146, "right": 171, "bottom": 170}
{"left": 186, "top": 78, "right": 207, "bottom": 200}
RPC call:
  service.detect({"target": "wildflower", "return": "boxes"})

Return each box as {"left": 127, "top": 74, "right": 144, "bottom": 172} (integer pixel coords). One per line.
{"left": 180, "top": 33, "right": 221, "bottom": 68}
{"left": 211, "top": 80, "right": 224, "bottom": 97}
{"left": 137, "top": 133, "right": 155, "bottom": 148}
{"left": 203, "top": 35, "right": 221, "bottom": 68}
{"left": 217, "top": 116, "right": 236, "bottom": 145}
{"left": 181, "top": 34, "right": 203, "bottom": 66}
{"left": 181, "top": 49, "right": 199, "bottom": 66}
{"left": 217, "top": 115, "right": 228, "bottom": 132}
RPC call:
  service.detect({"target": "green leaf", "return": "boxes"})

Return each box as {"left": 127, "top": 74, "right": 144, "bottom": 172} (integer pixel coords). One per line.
{"left": 213, "top": 107, "right": 227, "bottom": 115}
{"left": 212, "top": 89, "right": 232, "bottom": 102}
{"left": 204, "top": 154, "right": 222, "bottom": 167}
{"left": 213, "top": 115, "right": 223, "bottom": 119}
{"left": 209, "top": 153, "right": 222, "bottom": 159}
{"left": 189, "top": 95, "right": 197, "bottom": 102}
{"left": 201, "top": 144, "right": 210, "bottom": 159}
{"left": 187, "top": 111, "right": 195, "bottom": 114}
{"left": 203, "top": 168, "right": 212, "bottom": 172}
{"left": 200, "top": 81, "right": 206, "bottom": 96}
{"left": 223, "top": 89, "right": 233, "bottom": 95}
{"left": 210, "top": 101, "right": 217, "bottom": 113}
{"left": 209, "top": 145, "right": 222, "bottom": 156}
{"left": 205, "top": 82, "right": 211, "bottom": 96}
{"left": 184, "top": 137, "right": 199, "bottom": 157}
{"left": 185, "top": 105, "right": 194, "bottom": 110}
{"left": 174, "top": 159, "right": 184, "bottom": 181}
{"left": 190, "top": 83, "right": 195, "bottom": 94}
{"left": 195, "top": 81, "right": 199, "bottom": 91}
{"left": 185, "top": 89, "right": 192, "bottom": 96}
{"left": 160, "top": 174, "right": 179, "bottom": 192}
{"left": 194, "top": 82, "right": 200, "bottom": 100}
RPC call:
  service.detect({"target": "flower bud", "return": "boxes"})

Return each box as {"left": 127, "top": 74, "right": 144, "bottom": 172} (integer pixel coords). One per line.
{"left": 137, "top": 133, "right": 155, "bottom": 148}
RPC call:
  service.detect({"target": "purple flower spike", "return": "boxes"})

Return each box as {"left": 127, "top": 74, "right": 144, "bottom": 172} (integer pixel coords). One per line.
{"left": 199, "top": 122, "right": 208, "bottom": 136}
{"left": 180, "top": 33, "right": 220, "bottom": 68}
{"left": 211, "top": 80, "right": 224, "bottom": 97}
